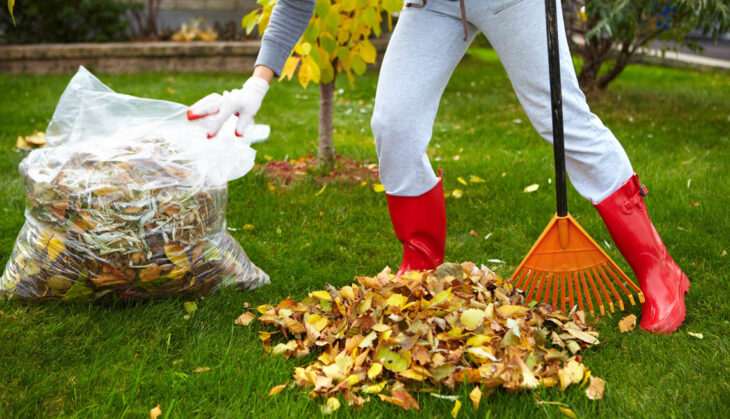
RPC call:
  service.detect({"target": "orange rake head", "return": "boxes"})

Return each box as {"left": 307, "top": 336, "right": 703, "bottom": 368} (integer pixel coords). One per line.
{"left": 511, "top": 213, "right": 645, "bottom": 317}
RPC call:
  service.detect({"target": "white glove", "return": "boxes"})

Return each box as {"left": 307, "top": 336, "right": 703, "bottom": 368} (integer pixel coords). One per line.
{"left": 187, "top": 76, "right": 270, "bottom": 139}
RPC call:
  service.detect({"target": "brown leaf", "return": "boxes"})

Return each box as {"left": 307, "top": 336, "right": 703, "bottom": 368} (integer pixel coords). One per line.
{"left": 585, "top": 376, "right": 605, "bottom": 400}
{"left": 235, "top": 312, "right": 256, "bottom": 326}
{"left": 139, "top": 264, "right": 161, "bottom": 282}
{"left": 618, "top": 314, "right": 637, "bottom": 333}
{"left": 193, "top": 367, "right": 210, "bottom": 373}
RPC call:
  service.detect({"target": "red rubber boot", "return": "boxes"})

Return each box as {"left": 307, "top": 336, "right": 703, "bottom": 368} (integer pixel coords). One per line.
{"left": 386, "top": 170, "right": 446, "bottom": 276}
{"left": 594, "top": 174, "right": 690, "bottom": 333}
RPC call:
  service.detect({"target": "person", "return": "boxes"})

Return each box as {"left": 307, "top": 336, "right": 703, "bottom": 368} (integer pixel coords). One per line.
{"left": 187, "top": 0, "right": 688, "bottom": 334}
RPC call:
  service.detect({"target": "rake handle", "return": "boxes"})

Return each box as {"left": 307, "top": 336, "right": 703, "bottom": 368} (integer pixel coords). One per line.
{"left": 545, "top": 0, "right": 568, "bottom": 217}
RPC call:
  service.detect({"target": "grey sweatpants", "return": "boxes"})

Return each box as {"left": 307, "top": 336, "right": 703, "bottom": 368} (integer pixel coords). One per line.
{"left": 371, "top": 0, "right": 633, "bottom": 203}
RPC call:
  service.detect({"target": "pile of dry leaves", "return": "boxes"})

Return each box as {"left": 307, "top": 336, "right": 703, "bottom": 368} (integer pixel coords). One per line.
{"left": 237, "top": 262, "right": 606, "bottom": 414}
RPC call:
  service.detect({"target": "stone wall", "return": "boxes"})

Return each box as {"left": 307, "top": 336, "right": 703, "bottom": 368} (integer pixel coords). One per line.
{"left": 0, "top": 39, "right": 389, "bottom": 74}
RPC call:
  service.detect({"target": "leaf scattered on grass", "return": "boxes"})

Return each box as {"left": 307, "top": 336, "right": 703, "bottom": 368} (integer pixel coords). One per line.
{"left": 469, "top": 386, "right": 482, "bottom": 410}
{"left": 184, "top": 301, "right": 198, "bottom": 314}
{"left": 269, "top": 384, "right": 286, "bottom": 396}
{"left": 372, "top": 183, "right": 385, "bottom": 193}
{"left": 451, "top": 399, "right": 462, "bottom": 418}
{"left": 452, "top": 189, "right": 463, "bottom": 198}
{"left": 559, "top": 406, "right": 577, "bottom": 418}
{"left": 585, "top": 376, "right": 605, "bottom": 400}
{"left": 242, "top": 262, "right": 600, "bottom": 412}
{"left": 457, "top": 177, "right": 468, "bottom": 186}
{"left": 523, "top": 184, "right": 539, "bottom": 193}
{"left": 149, "top": 405, "right": 162, "bottom": 419}
{"left": 688, "top": 332, "right": 703, "bottom": 339}
{"left": 618, "top": 314, "right": 637, "bottom": 333}
{"left": 192, "top": 367, "right": 210, "bottom": 373}
{"left": 321, "top": 397, "right": 341, "bottom": 414}
{"left": 235, "top": 312, "right": 256, "bottom": 326}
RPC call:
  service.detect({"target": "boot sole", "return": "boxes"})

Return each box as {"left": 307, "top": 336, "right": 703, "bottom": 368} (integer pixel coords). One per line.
{"left": 642, "top": 272, "right": 690, "bottom": 334}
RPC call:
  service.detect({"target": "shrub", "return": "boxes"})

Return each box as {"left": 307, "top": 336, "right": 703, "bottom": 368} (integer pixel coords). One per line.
{"left": 1, "top": 0, "right": 140, "bottom": 44}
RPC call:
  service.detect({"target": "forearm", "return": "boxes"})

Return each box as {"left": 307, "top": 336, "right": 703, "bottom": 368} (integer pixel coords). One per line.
{"left": 254, "top": 0, "right": 316, "bottom": 77}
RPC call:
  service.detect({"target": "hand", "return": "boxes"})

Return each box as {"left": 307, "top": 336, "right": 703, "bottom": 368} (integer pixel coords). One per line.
{"left": 187, "top": 76, "right": 270, "bottom": 139}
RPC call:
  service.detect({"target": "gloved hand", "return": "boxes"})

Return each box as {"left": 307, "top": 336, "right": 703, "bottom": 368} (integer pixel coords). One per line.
{"left": 187, "top": 76, "right": 270, "bottom": 139}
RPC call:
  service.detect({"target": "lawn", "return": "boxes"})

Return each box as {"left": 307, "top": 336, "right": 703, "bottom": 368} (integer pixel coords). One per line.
{"left": 0, "top": 49, "right": 728, "bottom": 418}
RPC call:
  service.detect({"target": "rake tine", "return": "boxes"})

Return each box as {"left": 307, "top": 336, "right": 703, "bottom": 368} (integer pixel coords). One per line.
{"left": 601, "top": 263, "right": 635, "bottom": 306}
{"left": 526, "top": 270, "right": 541, "bottom": 303}
{"left": 584, "top": 269, "right": 606, "bottom": 315}
{"left": 543, "top": 272, "right": 553, "bottom": 304}
{"left": 596, "top": 265, "right": 625, "bottom": 311}
{"left": 552, "top": 273, "right": 559, "bottom": 309}
{"left": 560, "top": 273, "right": 567, "bottom": 313}
{"left": 590, "top": 267, "right": 615, "bottom": 313}
{"left": 578, "top": 270, "right": 594, "bottom": 317}
{"left": 513, "top": 267, "right": 529, "bottom": 290}
{"left": 568, "top": 272, "right": 576, "bottom": 312}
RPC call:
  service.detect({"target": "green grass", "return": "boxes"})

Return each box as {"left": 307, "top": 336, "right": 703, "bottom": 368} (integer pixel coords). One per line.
{"left": 1, "top": 50, "right": 729, "bottom": 418}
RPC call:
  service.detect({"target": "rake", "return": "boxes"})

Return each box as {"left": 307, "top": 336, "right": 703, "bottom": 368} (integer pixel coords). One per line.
{"left": 511, "top": 0, "right": 645, "bottom": 316}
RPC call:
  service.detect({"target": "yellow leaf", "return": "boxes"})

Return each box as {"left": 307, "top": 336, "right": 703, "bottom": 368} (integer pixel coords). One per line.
{"left": 457, "top": 177, "right": 468, "bottom": 186}
{"left": 368, "top": 362, "right": 383, "bottom": 379}
{"left": 298, "top": 60, "right": 313, "bottom": 88}
{"left": 304, "top": 55, "right": 321, "bottom": 83}
{"left": 242, "top": 224, "right": 255, "bottom": 230}
{"left": 294, "top": 41, "right": 312, "bottom": 56}
{"left": 469, "top": 386, "right": 482, "bottom": 410}
{"left": 315, "top": 184, "right": 327, "bottom": 196}
{"left": 279, "top": 56, "right": 300, "bottom": 81}
{"left": 192, "top": 366, "right": 210, "bottom": 373}
{"left": 359, "top": 40, "right": 377, "bottom": 63}
{"left": 321, "top": 397, "right": 341, "bottom": 415}
{"left": 452, "top": 189, "right": 463, "bottom": 198}
{"left": 460, "top": 308, "right": 486, "bottom": 331}
{"left": 385, "top": 293, "right": 408, "bottom": 308}
{"left": 268, "top": 384, "right": 286, "bottom": 396}
{"left": 306, "top": 313, "right": 329, "bottom": 331}
{"left": 451, "top": 399, "right": 462, "bottom": 418}
{"left": 168, "top": 266, "right": 188, "bottom": 280}
{"left": 361, "top": 381, "right": 386, "bottom": 394}
{"left": 372, "top": 183, "right": 385, "bottom": 193}
{"left": 498, "top": 305, "right": 530, "bottom": 318}
{"left": 47, "top": 235, "right": 66, "bottom": 261}
{"left": 309, "top": 290, "right": 332, "bottom": 300}
{"left": 558, "top": 359, "right": 586, "bottom": 390}
{"left": 523, "top": 184, "right": 539, "bottom": 193}
{"left": 150, "top": 404, "right": 162, "bottom": 419}
{"left": 469, "top": 176, "right": 486, "bottom": 183}
{"left": 560, "top": 407, "right": 577, "bottom": 419}
{"left": 164, "top": 243, "right": 190, "bottom": 269}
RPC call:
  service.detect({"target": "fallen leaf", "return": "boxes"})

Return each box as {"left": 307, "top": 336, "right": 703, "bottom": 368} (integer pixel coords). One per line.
{"left": 368, "top": 362, "right": 383, "bottom": 379}
{"left": 559, "top": 407, "right": 577, "bottom": 418}
{"left": 469, "top": 230, "right": 478, "bottom": 237}
{"left": 373, "top": 183, "right": 385, "bottom": 193}
{"left": 469, "top": 386, "right": 482, "bottom": 410}
{"left": 585, "top": 376, "right": 605, "bottom": 400}
{"left": 457, "top": 177, "right": 468, "bottom": 186}
{"left": 184, "top": 301, "right": 197, "bottom": 314}
{"left": 558, "top": 359, "right": 586, "bottom": 390}
{"left": 688, "top": 332, "right": 703, "bottom": 339}
{"left": 461, "top": 309, "right": 486, "bottom": 331}
{"left": 469, "top": 176, "right": 485, "bottom": 183}
{"left": 523, "top": 184, "right": 539, "bottom": 193}
{"left": 242, "top": 224, "right": 255, "bottom": 230}
{"left": 451, "top": 399, "right": 462, "bottom": 418}
{"left": 165, "top": 243, "right": 190, "bottom": 269}
{"left": 193, "top": 367, "right": 210, "bottom": 373}
{"left": 150, "top": 405, "right": 162, "bottom": 419}
{"left": 315, "top": 184, "right": 327, "bottom": 196}
{"left": 321, "top": 397, "right": 341, "bottom": 415}
{"left": 689, "top": 201, "right": 701, "bottom": 207}
{"left": 235, "top": 312, "right": 256, "bottom": 326}
{"left": 392, "top": 390, "right": 419, "bottom": 410}
{"left": 47, "top": 235, "right": 65, "bottom": 261}
{"left": 268, "top": 384, "right": 286, "bottom": 396}
{"left": 618, "top": 314, "right": 637, "bottom": 333}
{"left": 452, "top": 189, "right": 463, "bottom": 198}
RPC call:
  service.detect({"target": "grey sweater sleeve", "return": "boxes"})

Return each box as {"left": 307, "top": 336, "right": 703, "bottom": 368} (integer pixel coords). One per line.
{"left": 254, "top": 0, "right": 316, "bottom": 77}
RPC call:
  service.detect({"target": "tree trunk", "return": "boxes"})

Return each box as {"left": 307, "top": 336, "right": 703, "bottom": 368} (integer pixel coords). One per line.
{"left": 318, "top": 81, "right": 336, "bottom": 167}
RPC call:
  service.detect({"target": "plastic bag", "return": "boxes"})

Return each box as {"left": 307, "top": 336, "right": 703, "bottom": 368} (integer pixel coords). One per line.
{"left": 0, "top": 67, "right": 270, "bottom": 301}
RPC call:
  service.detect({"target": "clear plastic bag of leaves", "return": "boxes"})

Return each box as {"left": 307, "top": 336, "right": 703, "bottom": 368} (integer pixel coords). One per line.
{"left": 0, "top": 67, "right": 270, "bottom": 301}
